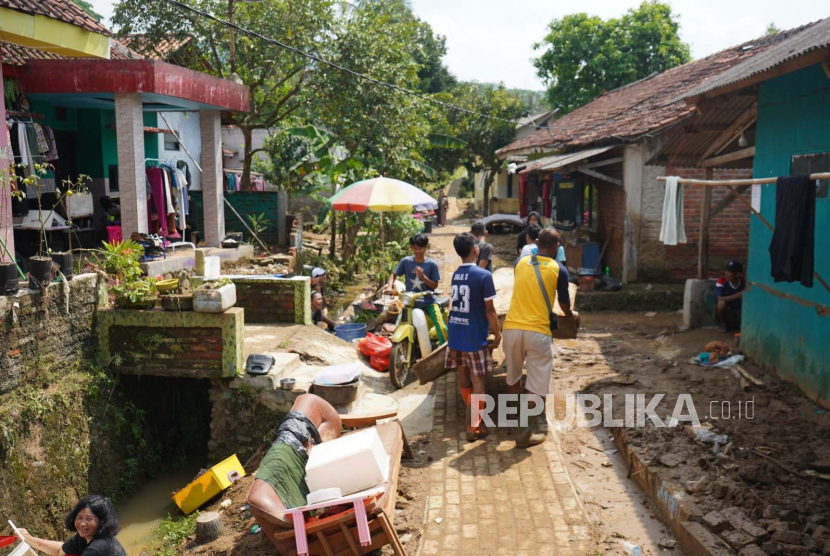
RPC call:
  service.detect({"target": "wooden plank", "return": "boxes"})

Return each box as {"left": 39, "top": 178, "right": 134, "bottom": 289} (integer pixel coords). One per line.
{"left": 697, "top": 168, "right": 713, "bottom": 279}
{"left": 338, "top": 523, "right": 361, "bottom": 555}
{"left": 697, "top": 105, "right": 756, "bottom": 163}
{"left": 710, "top": 185, "right": 750, "bottom": 218}
{"left": 341, "top": 411, "right": 399, "bottom": 429}
{"left": 316, "top": 530, "right": 336, "bottom": 556}
{"left": 657, "top": 172, "right": 830, "bottom": 186}
{"left": 701, "top": 146, "right": 755, "bottom": 168}
{"left": 576, "top": 167, "right": 624, "bottom": 186}
{"left": 583, "top": 156, "right": 623, "bottom": 169}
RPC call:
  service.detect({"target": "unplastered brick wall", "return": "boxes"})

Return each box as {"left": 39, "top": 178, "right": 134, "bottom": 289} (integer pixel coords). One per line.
{"left": 98, "top": 307, "right": 244, "bottom": 378}
{"left": 639, "top": 166, "right": 752, "bottom": 281}
{"left": 0, "top": 273, "right": 107, "bottom": 394}
{"left": 192, "top": 276, "right": 311, "bottom": 324}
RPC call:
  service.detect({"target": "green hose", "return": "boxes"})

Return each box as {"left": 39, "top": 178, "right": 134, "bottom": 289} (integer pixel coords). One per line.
{"left": 0, "top": 234, "right": 26, "bottom": 279}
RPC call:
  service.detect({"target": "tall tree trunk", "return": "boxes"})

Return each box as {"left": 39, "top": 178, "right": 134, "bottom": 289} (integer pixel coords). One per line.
{"left": 483, "top": 172, "right": 495, "bottom": 217}
{"left": 329, "top": 210, "right": 337, "bottom": 259}
{"left": 240, "top": 125, "right": 253, "bottom": 191}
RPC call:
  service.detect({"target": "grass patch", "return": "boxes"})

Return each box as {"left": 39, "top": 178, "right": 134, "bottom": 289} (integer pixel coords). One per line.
{"left": 156, "top": 511, "right": 199, "bottom": 556}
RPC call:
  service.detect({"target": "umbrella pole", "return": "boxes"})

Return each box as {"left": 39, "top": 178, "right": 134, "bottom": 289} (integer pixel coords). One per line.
{"left": 381, "top": 211, "right": 385, "bottom": 275}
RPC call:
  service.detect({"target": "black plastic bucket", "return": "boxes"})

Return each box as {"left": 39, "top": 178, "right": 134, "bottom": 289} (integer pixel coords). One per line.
{"left": 423, "top": 219, "right": 435, "bottom": 233}
{"left": 28, "top": 256, "right": 53, "bottom": 289}
{"left": 51, "top": 252, "right": 74, "bottom": 280}
{"left": 0, "top": 262, "right": 20, "bottom": 295}
{"left": 52, "top": 251, "right": 75, "bottom": 280}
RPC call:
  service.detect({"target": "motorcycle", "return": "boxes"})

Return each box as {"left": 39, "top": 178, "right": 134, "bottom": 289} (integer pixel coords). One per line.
{"left": 387, "top": 290, "right": 449, "bottom": 389}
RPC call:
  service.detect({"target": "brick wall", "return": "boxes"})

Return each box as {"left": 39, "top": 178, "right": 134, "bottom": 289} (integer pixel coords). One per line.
{"left": 191, "top": 276, "right": 311, "bottom": 324}
{"left": 108, "top": 325, "right": 224, "bottom": 374}
{"left": 0, "top": 273, "right": 107, "bottom": 394}
{"left": 597, "top": 181, "right": 625, "bottom": 276}
{"left": 639, "top": 166, "right": 752, "bottom": 281}
{"left": 190, "top": 191, "right": 280, "bottom": 243}
{"left": 98, "top": 307, "right": 244, "bottom": 377}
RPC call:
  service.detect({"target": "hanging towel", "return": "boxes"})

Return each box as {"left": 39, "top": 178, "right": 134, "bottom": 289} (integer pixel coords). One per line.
{"left": 659, "top": 176, "right": 687, "bottom": 245}
{"left": 44, "top": 126, "right": 59, "bottom": 161}
{"left": 15, "top": 122, "right": 30, "bottom": 169}
{"left": 146, "top": 167, "right": 168, "bottom": 236}
{"left": 769, "top": 175, "right": 815, "bottom": 287}
{"left": 33, "top": 123, "right": 49, "bottom": 153}
{"left": 162, "top": 169, "right": 176, "bottom": 215}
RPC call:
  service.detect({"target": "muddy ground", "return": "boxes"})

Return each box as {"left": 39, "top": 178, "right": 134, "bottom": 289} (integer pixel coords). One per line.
{"left": 554, "top": 312, "right": 830, "bottom": 555}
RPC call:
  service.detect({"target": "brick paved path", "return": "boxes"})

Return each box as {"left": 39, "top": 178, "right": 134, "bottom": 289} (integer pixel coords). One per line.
{"left": 418, "top": 372, "right": 594, "bottom": 556}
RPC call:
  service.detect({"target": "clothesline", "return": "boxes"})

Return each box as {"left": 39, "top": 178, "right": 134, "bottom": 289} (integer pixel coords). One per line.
{"left": 657, "top": 172, "right": 830, "bottom": 187}
{"left": 659, "top": 173, "right": 830, "bottom": 296}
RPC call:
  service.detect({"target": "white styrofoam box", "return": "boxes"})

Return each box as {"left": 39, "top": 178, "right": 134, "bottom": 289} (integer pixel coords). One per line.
{"left": 66, "top": 192, "right": 94, "bottom": 218}
{"left": 193, "top": 283, "right": 237, "bottom": 313}
{"left": 313, "top": 363, "right": 362, "bottom": 386}
{"left": 305, "top": 428, "right": 389, "bottom": 496}
{"left": 204, "top": 256, "right": 220, "bottom": 278}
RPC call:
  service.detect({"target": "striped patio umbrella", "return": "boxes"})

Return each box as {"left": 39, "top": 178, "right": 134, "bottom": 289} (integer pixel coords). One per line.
{"left": 329, "top": 177, "right": 437, "bottom": 213}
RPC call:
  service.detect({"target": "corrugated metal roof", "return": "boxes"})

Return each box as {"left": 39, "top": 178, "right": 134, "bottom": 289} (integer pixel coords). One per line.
{"left": 682, "top": 18, "right": 829, "bottom": 100}
{"left": 520, "top": 146, "right": 615, "bottom": 174}
{"left": 498, "top": 26, "right": 799, "bottom": 157}
{"left": 0, "top": 0, "right": 109, "bottom": 35}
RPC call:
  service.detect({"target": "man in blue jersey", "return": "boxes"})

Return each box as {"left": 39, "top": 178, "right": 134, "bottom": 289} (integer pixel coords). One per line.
{"left": 445, "top": 233, "right": 501, "bottom": 441}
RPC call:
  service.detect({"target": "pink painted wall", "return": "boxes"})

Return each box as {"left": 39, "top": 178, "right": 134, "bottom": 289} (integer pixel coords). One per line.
{"left": 0, "top": 43, "right": 15, "bottom": 263}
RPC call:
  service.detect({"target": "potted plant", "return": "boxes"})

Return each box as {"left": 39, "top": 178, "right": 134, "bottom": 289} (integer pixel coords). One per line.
{"left": 24, "top": 162, "right": 90, "bottom": 288}
{"left": 112, "top": 278, "right": 158, "bottom": 309}
{"left": 0, "top": 148, "right": 26, "bottom": 295}
{"left": 50, "top": 174, "right": 91, "bottom": 280}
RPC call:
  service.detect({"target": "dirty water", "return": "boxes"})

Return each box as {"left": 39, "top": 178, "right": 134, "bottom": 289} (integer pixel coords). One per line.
{"left": 117, "top": 466, "right": 202, "bottom": 556}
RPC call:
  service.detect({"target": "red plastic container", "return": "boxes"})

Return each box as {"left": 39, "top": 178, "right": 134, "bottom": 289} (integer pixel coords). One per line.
{"left": 106, "top": 225, "right": 123, "bottom": 243}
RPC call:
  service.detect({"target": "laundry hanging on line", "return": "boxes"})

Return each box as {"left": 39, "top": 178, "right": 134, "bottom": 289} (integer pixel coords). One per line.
{"left": 769, "top": 175, "right": 815, "bottom": 288}
{"left": 659, "top": 176, "right": 687, "bottom": 246}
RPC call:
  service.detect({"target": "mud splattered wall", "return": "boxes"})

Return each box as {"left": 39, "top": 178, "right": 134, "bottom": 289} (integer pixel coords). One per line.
{"left": 745, "top": 63, "right": 830, "bottom": 405}
{"left": 0, "top": 274, "right": 107, "bottom": 394}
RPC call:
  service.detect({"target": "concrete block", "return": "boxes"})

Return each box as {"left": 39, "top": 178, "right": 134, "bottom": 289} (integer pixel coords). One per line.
{"left": 683, "top": 278, "right": 714, "bottom": 329}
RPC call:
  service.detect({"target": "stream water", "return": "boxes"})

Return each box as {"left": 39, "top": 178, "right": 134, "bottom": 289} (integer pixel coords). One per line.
{"left": 116, "top": 466, "right": 202, "bottom": 556}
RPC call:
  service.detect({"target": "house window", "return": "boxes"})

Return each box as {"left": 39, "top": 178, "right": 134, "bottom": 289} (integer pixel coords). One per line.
{"left": 164, "top": 135, "right": 181, "bottom": 151}
{"left": 791, "top": 152, "right": 829, "bottom": 198}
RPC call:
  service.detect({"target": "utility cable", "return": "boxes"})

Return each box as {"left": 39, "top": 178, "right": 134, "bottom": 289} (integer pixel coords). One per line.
{"left": 160, "top": 0, "right": 551, "bottom": 131}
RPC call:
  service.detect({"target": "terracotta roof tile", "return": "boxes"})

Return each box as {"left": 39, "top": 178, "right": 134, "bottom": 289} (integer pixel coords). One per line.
{"left": 498, "top": 26, "right": 808, "bottom": 157}
{"left": 120, "top": 34, "right": 192, "bottom": 61}
{"left": 1, "top": 40, "right": 139, "bottom": 66}
{"left": 0, "top": 0, "right": 109, "bottom": 35}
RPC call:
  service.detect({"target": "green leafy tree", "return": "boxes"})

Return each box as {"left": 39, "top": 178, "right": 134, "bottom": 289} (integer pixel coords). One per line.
{"left": 112, "top": 0, "right": 338, "bottom": 191}
{"left": 765, "top": 22, "right": 781, "bottom": 35}
{"left": 313, "top": 0, "right": 433, "bottom": 181}
{"left": 428, "top": 83, "right": 527, "bottom": 214}
{"left": 533, "top": 1, "right": 690, "bottom": 113}
{"left": 253, "top": 128, "right": 317, "bottom": 205}
{"left": 73, "top": 0, "right": 103, "bottom": 21}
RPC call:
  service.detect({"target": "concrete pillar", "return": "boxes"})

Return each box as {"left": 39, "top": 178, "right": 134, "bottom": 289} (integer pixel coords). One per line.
{"left": 115, "top": 93, "right": 148, "bottom": 239}
{"left": 200, "top": 111, "right": 224, "bottom": 246}
{"left": 622, "top": 144, "right": 644, "bottom": 283}
{"left": 683, "top": 278, "right": 713, "bottom": 330}
{"left": 0, "top": 44, "right": 15, "bottom": 263}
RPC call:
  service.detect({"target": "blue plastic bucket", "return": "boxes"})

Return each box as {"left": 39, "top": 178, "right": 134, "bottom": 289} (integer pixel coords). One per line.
{"left": 334, "top": 323, "right": 367, "bottom": 342}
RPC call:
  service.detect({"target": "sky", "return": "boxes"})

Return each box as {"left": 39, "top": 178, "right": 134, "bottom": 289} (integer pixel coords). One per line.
{"left": 87, "top": 0, "right": 829, "bottom": 90}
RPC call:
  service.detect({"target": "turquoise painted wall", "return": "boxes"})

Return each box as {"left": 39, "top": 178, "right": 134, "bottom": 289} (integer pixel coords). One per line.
{"left": 745, "top": 63, "right": 830, "bottom": 402}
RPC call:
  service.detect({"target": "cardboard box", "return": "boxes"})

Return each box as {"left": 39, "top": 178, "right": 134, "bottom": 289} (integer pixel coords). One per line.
{"left": 306, "top": 428, "right": 389, "bottom": 496}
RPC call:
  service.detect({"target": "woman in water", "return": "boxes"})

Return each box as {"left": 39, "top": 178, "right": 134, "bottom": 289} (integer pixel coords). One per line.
{"left": 16, "top": 495, "right": 126, "bottom": 556}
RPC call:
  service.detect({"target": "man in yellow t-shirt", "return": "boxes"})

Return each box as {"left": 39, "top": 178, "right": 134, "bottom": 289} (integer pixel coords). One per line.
{"left": 503, "top": 228, "right": 580, "bottom": 447}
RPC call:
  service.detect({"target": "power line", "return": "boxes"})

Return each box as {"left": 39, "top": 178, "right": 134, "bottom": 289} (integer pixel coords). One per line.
{"left": 160, "top": 0, "right": 551, "bottom": 131}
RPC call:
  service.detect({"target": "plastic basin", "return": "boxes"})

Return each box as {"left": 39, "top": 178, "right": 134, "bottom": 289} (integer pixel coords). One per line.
{"left": 335, "top": 323, "right": 367, "bottom": 342}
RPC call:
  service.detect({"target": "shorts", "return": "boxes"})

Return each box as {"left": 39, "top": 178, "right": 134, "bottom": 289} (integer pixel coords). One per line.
{"left": 444, "top": 347, "right": 493, "bottom": 376}
{"left": 503, "top": 329, "right": 553, "bottom": 396}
